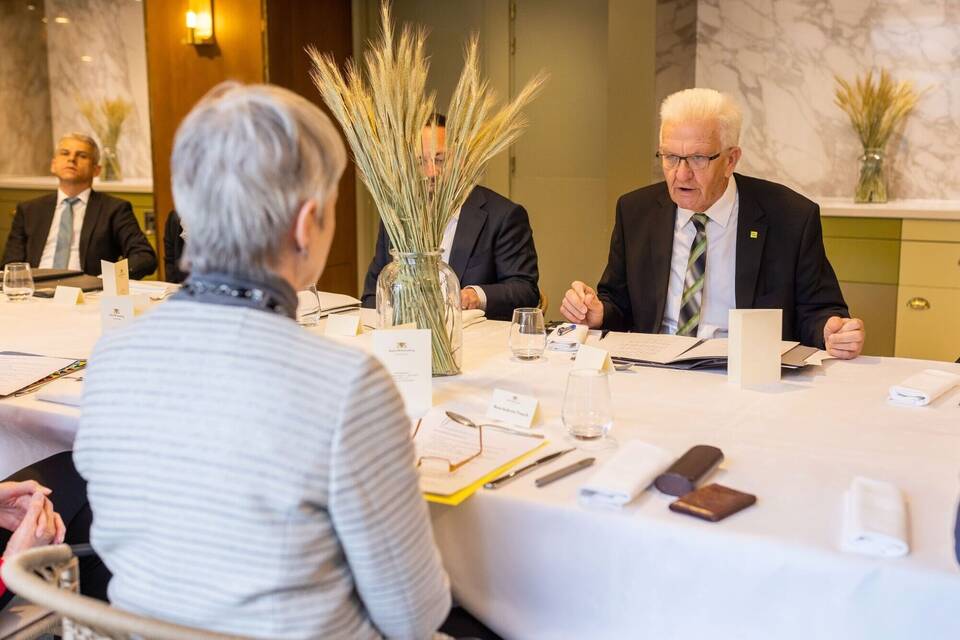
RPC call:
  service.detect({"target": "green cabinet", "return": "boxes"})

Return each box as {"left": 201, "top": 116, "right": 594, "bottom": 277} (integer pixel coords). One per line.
{"left": 822, "top": 214, "right": 960, "bottom": 362}
{"left": 821, "top": 217, "right": 901, "bottom": 357}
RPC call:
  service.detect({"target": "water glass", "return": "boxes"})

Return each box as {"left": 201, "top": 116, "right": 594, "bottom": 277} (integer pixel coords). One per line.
{"left": 562, "top": 369, "right": 613, "bottom": 441}
{"left": 296, "top": 283, "right": 321, "bottom": 326}
{"left": 509, "top": 307, "right": 546, "bottom": 360}
{"left": 3, "top": 262, "right": 34, "bottom": 301}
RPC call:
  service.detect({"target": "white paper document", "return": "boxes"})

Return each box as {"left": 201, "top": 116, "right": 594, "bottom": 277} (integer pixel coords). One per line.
{"left": 414, "top": 408, "right": 543, "bottom": 496}
{"left": 0, "top": 353, "right": 77, "bottom": 396}
{"left": 372, "top": 328, "right": 432, "bottom": 417}
{"left": 36, "top": 376, "right": 84, "bottom": 407}
{"left": 597, "top": 332, "right": 701, "bottom": 364}
{"left": 678, "top": 338, "right": 800, "bottom": 361}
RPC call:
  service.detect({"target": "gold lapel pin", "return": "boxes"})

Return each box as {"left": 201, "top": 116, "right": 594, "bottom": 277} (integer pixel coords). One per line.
{"left": 749, "top": 230, "right": 759, "bottom": 239}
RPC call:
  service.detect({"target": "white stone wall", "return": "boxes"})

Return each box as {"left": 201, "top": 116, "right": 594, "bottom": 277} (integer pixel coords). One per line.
{"left": 696, "top": 0, "right": 960, "bottom": 200}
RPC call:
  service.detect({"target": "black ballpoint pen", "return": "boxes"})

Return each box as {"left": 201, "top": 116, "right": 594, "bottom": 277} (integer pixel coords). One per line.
{"left": 484, "top": 448, "right": 575, "bottom": 489}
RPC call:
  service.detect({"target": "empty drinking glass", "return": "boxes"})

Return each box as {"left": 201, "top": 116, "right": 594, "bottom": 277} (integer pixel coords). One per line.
{"left": 3, "top": 263, "right": 34, "bottom": 302}
{"left": 509, "top": 307, "right": 546, "bottom": 360}
{"left": 296, "top": 283, "right": 322, "bottom": 326}
{"left": 562, "top": 369, "right": 613, "bottom": 441}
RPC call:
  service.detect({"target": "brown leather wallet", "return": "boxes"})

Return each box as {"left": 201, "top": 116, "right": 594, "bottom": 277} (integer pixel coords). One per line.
{"left": 669, "top": 483, "right": 756, "bottom": 522}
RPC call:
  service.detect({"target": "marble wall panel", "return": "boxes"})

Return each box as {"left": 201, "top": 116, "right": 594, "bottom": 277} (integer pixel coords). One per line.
{"left": 697, "top": 0, "right": 960, "bottom": 200}
{"left": 0, "top": 3, "right": 54, "bottom": 175}
{"left": 653, "top": 0, "right": 698, "bottom": 182}
{"left": 45, "top": 0, "right": 152, "bottom": 179}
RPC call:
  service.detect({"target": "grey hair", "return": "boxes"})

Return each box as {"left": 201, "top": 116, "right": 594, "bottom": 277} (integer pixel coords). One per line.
{"left": 57, "top": 133, "right": 101, "bottom": 166}
{"left": 171, "top": 82, "right": 347, "bottom": 279}
{"left": 659, "top": 88, "right": 743, "bottom": 149}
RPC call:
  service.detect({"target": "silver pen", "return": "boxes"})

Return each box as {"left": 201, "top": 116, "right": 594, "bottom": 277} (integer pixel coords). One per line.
{"left": 484, "top": 448, "right": 575, "bottom": 489}
{"left": 535, "top": 457, "right": 596, "bottom": 488}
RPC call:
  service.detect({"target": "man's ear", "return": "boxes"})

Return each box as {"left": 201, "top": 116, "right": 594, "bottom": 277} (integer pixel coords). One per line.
{"left": 726, "top": 146, "right": 742, "bottom": 177}
{"left": 293, "top": 199, "right": 319, "bottom": 253}
{"left": 93, "top": 163, "right": 102, "bottom": 178}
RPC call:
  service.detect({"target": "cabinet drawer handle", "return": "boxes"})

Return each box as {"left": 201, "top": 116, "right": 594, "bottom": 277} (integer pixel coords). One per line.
{"left": 906, "top": 297, "right": 930, "bottom": 311}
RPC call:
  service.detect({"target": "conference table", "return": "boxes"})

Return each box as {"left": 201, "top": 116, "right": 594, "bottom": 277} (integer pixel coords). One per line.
{"left": 2, "top": 292, "right": 959, "bottom": 639}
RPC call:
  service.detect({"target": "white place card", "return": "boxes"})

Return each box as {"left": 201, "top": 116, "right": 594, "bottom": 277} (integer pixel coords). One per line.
{"left": 372, "top": 328, "right": 432, "bottom": 417}
{"left": 325, "top": 313, "right": 361, "bottom": 337}
{"left": 101, "top": 259, "right": 129, "bottom": 297}
{"left": 53, "top": 285, "right": 84, "bottom": 305}
{"left": 728, "top": 308, "right": 782, "bottom": 387}
{"left": 573, "top": 343, "right": 614, "bottom": 373}
{"left": 100, "top": 295, "right": 137, "bottom": 331}
{"left": 486, "top": 388, "right": 539, "bottom": 428}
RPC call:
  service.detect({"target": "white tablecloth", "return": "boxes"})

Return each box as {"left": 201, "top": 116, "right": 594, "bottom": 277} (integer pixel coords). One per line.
{"left": 2, "top": 295, "right": 959, "bottom": 639}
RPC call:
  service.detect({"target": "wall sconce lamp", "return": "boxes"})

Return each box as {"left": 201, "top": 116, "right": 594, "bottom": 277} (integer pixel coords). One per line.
{"left": 185, "top": 0, "right": 215, "bottom": 46}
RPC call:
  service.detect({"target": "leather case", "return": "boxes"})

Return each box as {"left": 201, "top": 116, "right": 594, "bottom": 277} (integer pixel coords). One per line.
{"left": 654, "top": 445, "right": 724, "bottom": 496}
{"left": 669, "top": 483, "right": 756, "bottom": 522}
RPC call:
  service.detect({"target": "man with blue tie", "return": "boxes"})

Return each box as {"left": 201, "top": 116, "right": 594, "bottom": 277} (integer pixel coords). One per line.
{"left": 2, "top": 133, "right": 156, "bottom": 279}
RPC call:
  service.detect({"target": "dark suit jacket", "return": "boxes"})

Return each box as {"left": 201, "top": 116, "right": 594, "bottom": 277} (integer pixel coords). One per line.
{"left": 2, "top": 190, "right": 157, "bottom": 280}
{"left": 163, "top": 210, "right": 189, "bottom": 284}
{"left": 597, "top": 173, "right": 848, "bottom": 348}
{"left": 361, "top": 186, "right": 540, "bottom": 321}
{"left": 955, "top": 501, "right": 960, "bottom": 565}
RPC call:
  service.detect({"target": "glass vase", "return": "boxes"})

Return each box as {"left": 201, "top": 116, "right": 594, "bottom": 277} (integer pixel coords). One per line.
{"left": 101, "top": 146, "right": 123, "bottom": 181}
{"left": 377, "top": 250, "right": 463, "bottom": 376}
{"left": 855, "top": 147, "right": 887, "bottom": 203}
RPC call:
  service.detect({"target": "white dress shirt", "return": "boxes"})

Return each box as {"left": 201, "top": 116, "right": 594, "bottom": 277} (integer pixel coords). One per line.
{"left": 660, "top": 176, "right": 739, "bottom": 338}
{"left": 38, "top": 188, "right": 91, "bottom": 270}
{"left": 440, "top": 211, "right": 487, "bottom": 310}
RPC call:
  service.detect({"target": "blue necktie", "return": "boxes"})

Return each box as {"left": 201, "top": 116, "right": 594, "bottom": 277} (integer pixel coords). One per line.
{"left": 53, "top": 197, "right": 80, "bottom": 269}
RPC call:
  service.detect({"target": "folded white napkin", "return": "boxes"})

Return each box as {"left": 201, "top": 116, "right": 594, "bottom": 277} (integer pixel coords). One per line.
{"left": 840, "top": 476, "right": 909, "bottom": 558}
{"left": 36, "top": 377, "right": 84, "bottom": 407}
{"left": 547, "top": 323, "right": 589, "bottom": 352}
{"left": 463, "top": 309, "right": 486, "bottom": 328}
{"left": 578, "top": 440, "right": 673, "bottom": 508}
{"left": 888, "top": 369, "right": 960, "bottom": 406}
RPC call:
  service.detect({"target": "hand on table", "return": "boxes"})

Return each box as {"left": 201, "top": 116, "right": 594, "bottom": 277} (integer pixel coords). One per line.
{"left": 823, "top": 316, "right": 865, "bottom": 360}
{"left": 0, "top": 480, "right": 51, "bottom": 532}
{"left": 2, "top": 492, "right": 65, "bottom": 560}
{"left": 560, "top": 281, "right": 604, "bottom": 329}
{"left": 461, "top": 288, "right": 482, "bottom": 311}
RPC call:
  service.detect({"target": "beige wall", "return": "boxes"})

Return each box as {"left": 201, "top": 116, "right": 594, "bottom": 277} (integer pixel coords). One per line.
{"left": 352, "top": 0, "right": 658, "bottom": 310}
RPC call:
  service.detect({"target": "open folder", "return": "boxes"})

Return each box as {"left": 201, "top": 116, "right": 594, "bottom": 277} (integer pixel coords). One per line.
{"left": 414, "top": 408, "right": 546, "bottom": 506}
{"left": 0, "top": 352, "right": 86, "bottom": 397}
{"left": 597, "top": 332, "right": 817, "bottom": 370}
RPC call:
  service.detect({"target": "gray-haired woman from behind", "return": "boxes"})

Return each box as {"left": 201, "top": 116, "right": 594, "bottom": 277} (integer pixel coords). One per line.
{"left": 74, "top": 83, "right": 451, "bottom": 639}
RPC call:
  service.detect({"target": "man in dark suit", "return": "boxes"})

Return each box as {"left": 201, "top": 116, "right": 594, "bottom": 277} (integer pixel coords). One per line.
{"left": 561, "top": 89, "right": 865, "bottom": 358}
{"left": 2, "top": 133, "right": 157, "bottom": 280}
{"left": 361, "top": 114, "right": 539, "bottom": 321}
{"left": 163, "top": 210, "right": 189, "bottom": 284}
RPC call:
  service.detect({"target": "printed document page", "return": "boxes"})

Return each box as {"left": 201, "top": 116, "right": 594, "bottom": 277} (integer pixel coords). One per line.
{"left": 675, "top": 338, "right": 801, "bottom": 362}
{"left": 414, "top": 408, "right": 541, "bottom": 496}
{"left": 0, "top": 353, "right": 76, "bottom": 396}
{"left": 598, "top": 332, "right": 701, "bottom": 364}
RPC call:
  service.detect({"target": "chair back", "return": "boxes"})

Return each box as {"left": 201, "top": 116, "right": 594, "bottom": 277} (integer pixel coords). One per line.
{"left": 1, "top": 546, "right": 244, "bottom": 640}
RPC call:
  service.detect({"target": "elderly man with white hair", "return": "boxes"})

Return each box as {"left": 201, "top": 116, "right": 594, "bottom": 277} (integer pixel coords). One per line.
{"left": 561, "top": 88, "right": 864, "bottom": 358}
{"left": 74, "top": 82, "right": 452, "bottom": 638}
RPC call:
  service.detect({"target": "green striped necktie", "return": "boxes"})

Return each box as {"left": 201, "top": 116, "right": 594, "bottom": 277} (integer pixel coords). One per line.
{"left": 676, "top": 212, "right": 708, "bottom": 337}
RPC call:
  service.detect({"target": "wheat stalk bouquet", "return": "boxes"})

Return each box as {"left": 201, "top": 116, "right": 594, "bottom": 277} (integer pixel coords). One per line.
{"left": 308, "top": 3, "right": 544, "bottom": 374}
{"left": 79, "top": 97, "right": 133, "bottom": 181}
{"left": 834, "top": 69, "right": 919, "bottom": 202}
